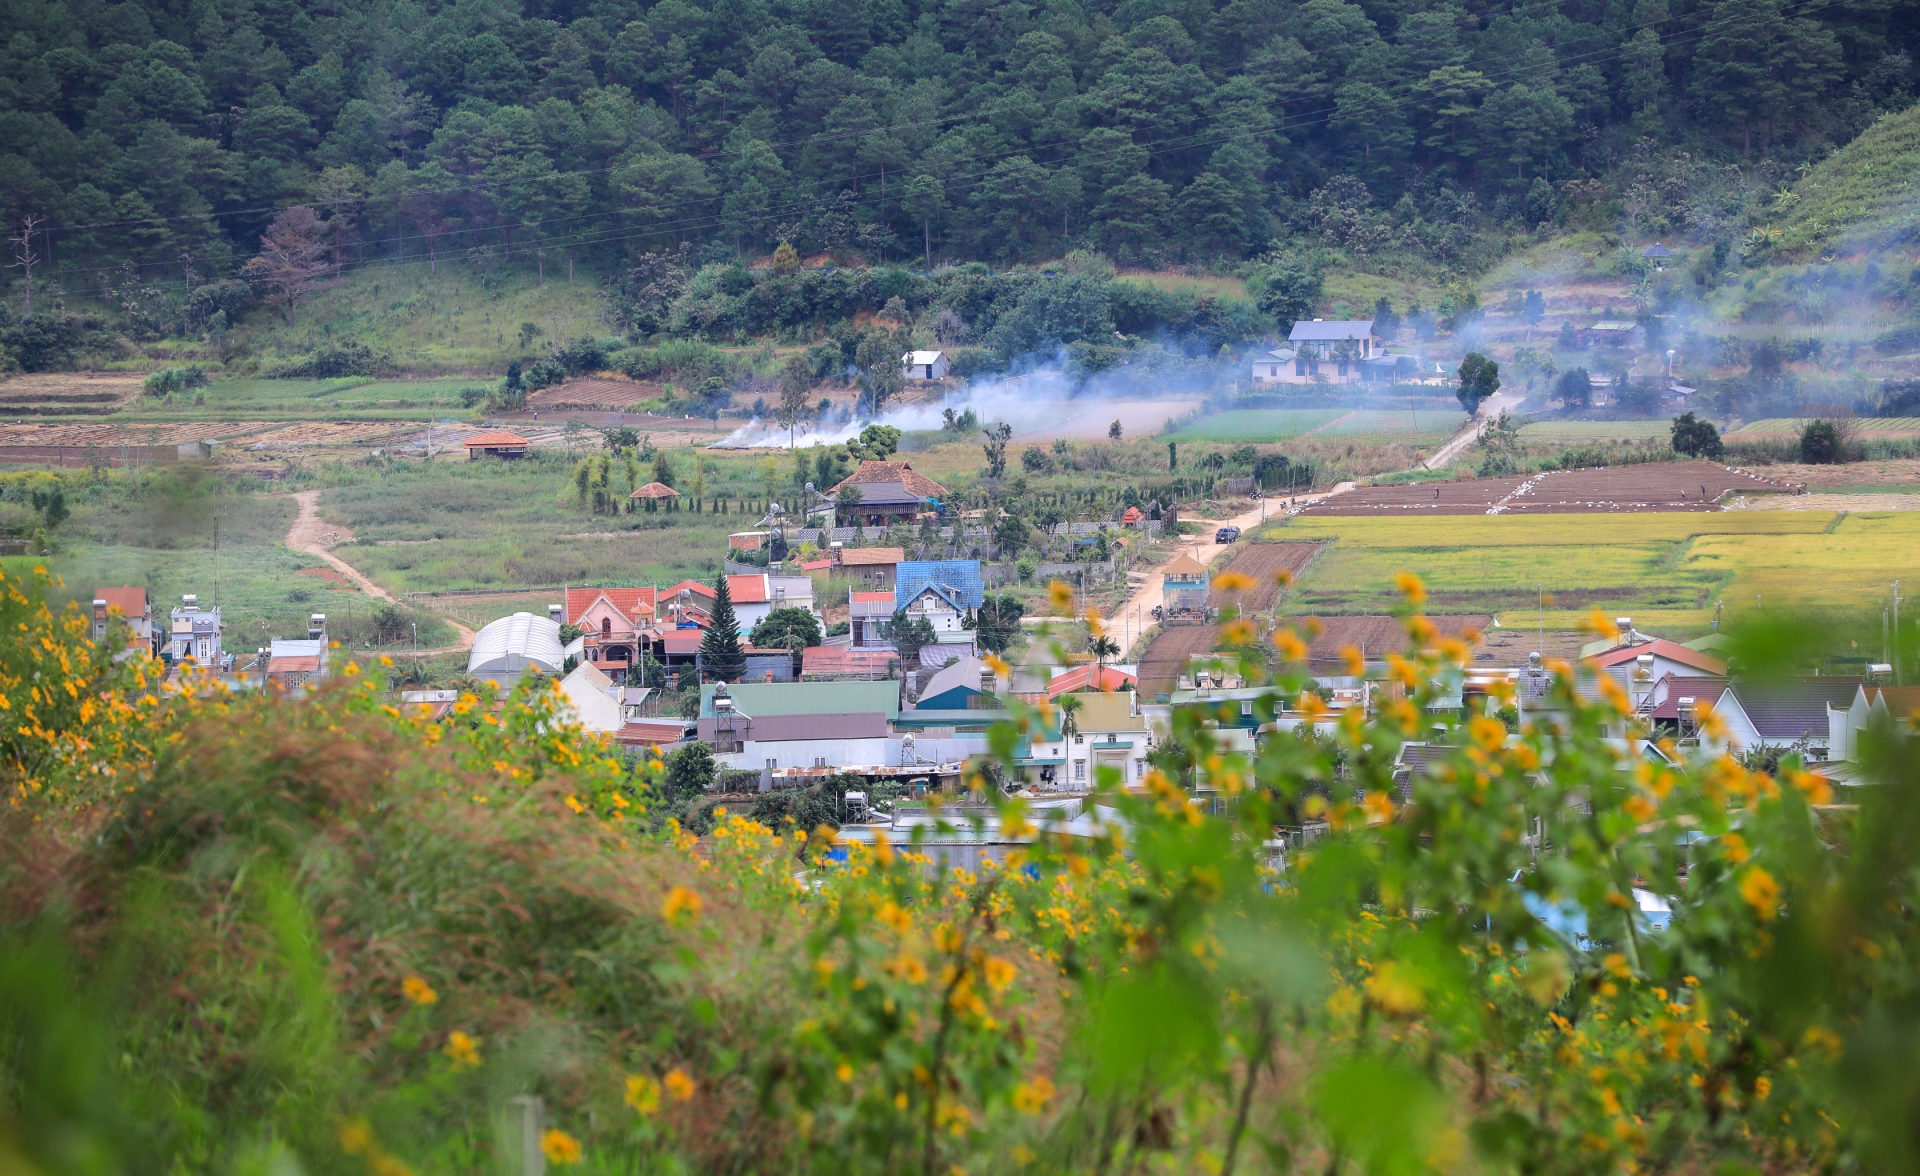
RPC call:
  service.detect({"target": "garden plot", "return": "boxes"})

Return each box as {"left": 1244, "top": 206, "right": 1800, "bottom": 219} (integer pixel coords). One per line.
{"left": 1734, "top": 417, "right": 1920, "bottom": 437}
{"left": 1136, "top": 624, "right": 1224, "bottom": 700}
{"left": 1009, "top": 398, "right": 1205, "bottom": 443}
{"left": 0, "top": 372, "right": 145, "bottom": 413}
{"left": 1171, "top": 409, "right": 1343, "bottom": 442}
{"left": 527, "top": 377, "right": 661, "bottom": 411}
{"left": 0, "top": 420, "right": 278, "bottom": 446}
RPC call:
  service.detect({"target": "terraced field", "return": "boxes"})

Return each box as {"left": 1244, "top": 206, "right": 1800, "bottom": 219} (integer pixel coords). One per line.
{"left": 1169, "top": 409, "right": 1343, "bottom": 442}
{"left": 1734, "top": 417, "right": 1920, "bottom": 436}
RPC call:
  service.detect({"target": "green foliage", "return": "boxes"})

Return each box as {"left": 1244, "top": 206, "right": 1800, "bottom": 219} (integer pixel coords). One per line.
{"left": 1555, "top": 366, "right": 1594, "bottom": 409}
{"left": 749, "top": 606, "right": 823, "bottom": 666}
{"left": 1801, "top": 418, "right": 1843, "bottom": 463}
{"left": 973, "top": 593, "right": 1025, "bottom": 654}
{"left": 846, "top": 424, "right": 901, "bottom": 462}
{"left": 141, "top": 365, "right": 208, "bottom": 397}
{"left": 661, "top": 740, "right": 716, "bottom": 801}
{"left": 1456, "top": 352, "right": 1501, "bottom": 415}
{"left": 1671, "top": 412, "right": 1726, "bottom": 459}
{"left": 698, "top": 572, "right": 746, "bottom": 682}
{"left": 881, "top": 611, "right": 937, "bottom": 664}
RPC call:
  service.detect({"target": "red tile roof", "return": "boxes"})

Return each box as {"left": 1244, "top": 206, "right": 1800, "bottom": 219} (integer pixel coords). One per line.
{"left": 465, "top": 431, "right": 531, "bottom": 447}
{"left": 565, "top": 587, "right": 658, "bottom": 625}
{"left": 803, "top": 645, "right": 899, "bottom": 676}
{"left": 661, "top": 579, "right": 718, "bottom": 601}
{"left": 828, "top": 460, "right": 947, "bottom": 499}
{"left": 629, "top": 481, "right": 679, "bottom": 498}
{"left": 851, "top": 591, "right": 894, "bottom": 604}
{"left": 93, "top": 586, "right": 148, "bottom": 616}
{"left": 1047, "top": 664, "right": 1137, "bottom": 697}
{"left": 1586, "top": 639, "right": 1727, "bottom": 675}
{"left": 727, "top": 574, "right": 768, "bottom": 603}
{"left": 799, "top": 558, "right": 833, "bottom": 572}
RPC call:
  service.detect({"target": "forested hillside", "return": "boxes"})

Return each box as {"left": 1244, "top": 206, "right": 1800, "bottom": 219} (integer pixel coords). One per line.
{"left": 1, "top": 0, "right": 1916, "bottom": 305}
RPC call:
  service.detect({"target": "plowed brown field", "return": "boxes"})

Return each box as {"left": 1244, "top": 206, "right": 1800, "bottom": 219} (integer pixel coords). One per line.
{"left": 1302, "top": 462, "right": 1798, "bottom": 516}
{"left": 1209, "top": 542, "right": 1326, "bottom": 611}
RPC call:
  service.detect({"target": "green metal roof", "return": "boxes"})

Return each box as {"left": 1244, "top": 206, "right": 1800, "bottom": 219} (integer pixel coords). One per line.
{"left": 700, "top": 679, "right": 900, "bottom": 720}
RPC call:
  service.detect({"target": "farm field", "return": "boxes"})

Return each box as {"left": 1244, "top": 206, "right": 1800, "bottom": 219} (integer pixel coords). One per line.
{"left": 1209, "top": 542, "right": 1326, "bottom": 611}
{"left": 1319, "top": 409, "right": 1467, "bottom": 438}
{"left": 1170, "top": 409, "right": 1343, "bottom": 442}
{"left": 1302, "top": 461, "right": 1794, "bottom": 515}
{"left": 1272, "top": 508, "right": 1913, "bottom": 633}
{"left": 1136, "top": 624, "right": 1223, "bottom": 700}
{"left": 1519, "top": 420, "right": 1676, "bottom": 440}
{"left": 1733, "top": 417, "right": 1920, "bottom": 436}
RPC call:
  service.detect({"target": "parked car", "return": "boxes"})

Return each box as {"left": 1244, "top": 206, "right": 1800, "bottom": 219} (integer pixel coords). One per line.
{"left": 1215, "top": 526, "right": 1241, "bottom": 543}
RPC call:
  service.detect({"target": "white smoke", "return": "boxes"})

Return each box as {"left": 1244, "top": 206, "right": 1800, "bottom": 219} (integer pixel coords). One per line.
{"left": 710, "top": 353, "right": 1197, "bottom": 450}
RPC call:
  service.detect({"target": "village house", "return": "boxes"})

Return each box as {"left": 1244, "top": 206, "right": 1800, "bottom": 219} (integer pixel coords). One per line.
{"left": 901, "top": 350, "right": 949, "bottom": 380}
{"left": 565, "top": 587, "right": 658, "bottom": 682}
{"left": 168, "top": 594, "right": 224, "bottom": 667}
{"left": 1252, "top": 320, "right": 1381, "bottom": 385}
{"left": 827, "top": 461, "right": 948, "bottom": 525}
{"left": 463, "top": 430, "right": 532, "bottom": 460}
{"left": 1013, "top": 691, "right": 1152, "bottom": 791}
{"left": 893, "top": 559, "right": 985, "bottom": 663}
{"left": 850, "top": 590, "right": 896, "bottom": 648}
{"left": 91, "top": 586, "right": 159, "bottom": 657}
{"left": 835, "top": 546, "right": 904, "bottom": 592}
{"left": 1160, "top": 549, "right": 1211, "bottom": 613}
{"left": 264, "top": 615, "right": 330, "bottom": 692}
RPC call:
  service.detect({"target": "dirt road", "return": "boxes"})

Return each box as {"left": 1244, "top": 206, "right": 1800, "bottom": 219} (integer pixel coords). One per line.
{"left": 1106, "top": 490, "right": 1344, "bottom": 654}
{"left": 1422, "top": 391, "right": 1523, "bottom": 470}
{"left": 286, "top": 490, "right": 476, "bottom": 654}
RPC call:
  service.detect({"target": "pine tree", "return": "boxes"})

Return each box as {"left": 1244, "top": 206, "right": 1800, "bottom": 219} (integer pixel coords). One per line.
{"left": 699, "top": 573, "right": 747, "bottom": 682}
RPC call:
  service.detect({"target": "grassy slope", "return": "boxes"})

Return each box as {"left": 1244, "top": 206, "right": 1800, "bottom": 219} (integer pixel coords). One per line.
{"left": 1262, "top": 511, "right": 1914, "bottom": 633}
{"left": 1770, "top": 103, "right": 1920, "bottom": 258}
{"left": 229, "top": 260, "right": 616, "bottom": 377}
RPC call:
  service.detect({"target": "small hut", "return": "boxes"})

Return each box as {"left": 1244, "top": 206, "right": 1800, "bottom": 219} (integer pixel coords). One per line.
{"left": 629, "top": 481, "right": 681, "bottom": 511}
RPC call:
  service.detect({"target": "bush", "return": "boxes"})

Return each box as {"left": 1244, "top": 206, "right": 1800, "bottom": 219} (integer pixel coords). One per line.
{"left": 273, "top": 340, "right": 393, "bottom": 378}
{"left": 1801, "top": 418, "right": 1843, "bottom": 463}
{"left": 1670, "top": 412, "right": 1724, "bottom": 459}
{"left": 143, "top": 366, "right": 209, "bottom": 397}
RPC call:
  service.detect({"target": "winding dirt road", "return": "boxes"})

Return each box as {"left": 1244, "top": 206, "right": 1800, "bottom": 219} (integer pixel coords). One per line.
{"left": 1421, "top": 391, "right": 1524, "bottom": 470}
{"left": 286, "top": 490, "right": 476, "bottom": 654}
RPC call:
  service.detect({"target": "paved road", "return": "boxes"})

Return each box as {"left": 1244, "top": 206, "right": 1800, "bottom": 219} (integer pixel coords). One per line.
{"left": 285, "top": 490, "right": 477, "bottom": 655}
{"left": 1422, "top": 392, "right": 1524, "bottom": 470}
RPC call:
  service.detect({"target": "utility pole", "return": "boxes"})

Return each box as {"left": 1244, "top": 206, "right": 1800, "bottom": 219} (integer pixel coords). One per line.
{"left": 1895, "top": 580, "right": 1904, "bottom": 686}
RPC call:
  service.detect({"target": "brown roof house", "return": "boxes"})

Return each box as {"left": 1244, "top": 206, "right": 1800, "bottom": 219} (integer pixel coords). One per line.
{"left": 465, "top": 431, "right": 531, "bottom": 460}
{"left": 827, "top": 461, "right": 947, "bottom": 524}
{"left": 834, "top": 546, "right": 905, "bottom": 591}
{"left": 91, "top": 586, "right": 158, "bottom": 656}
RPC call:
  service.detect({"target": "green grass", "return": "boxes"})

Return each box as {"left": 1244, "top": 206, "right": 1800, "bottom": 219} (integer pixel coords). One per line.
{"left": 1766, "top": 102, "right": 1920, "bottom": 258}
{"left": 1114, "top": 273, "right": 1255, "bottom": 302}
{"left": 1170, "top": 409, "right": 1343, "bottom": 442}
{"left": 112, "top": 378, "right": 486, "bottom": 423}
{"left": 1519, "top": 420, "right": 1677, "bottom": 441}
{"left": 229, "top": 260, "right": 616, "bottom": 377}
{"left": 1268, "top": 511, "right": 1858, "bottom": 628}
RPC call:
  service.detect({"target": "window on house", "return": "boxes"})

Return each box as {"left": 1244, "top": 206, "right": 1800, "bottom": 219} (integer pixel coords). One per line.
{"left": 1074, "top": 734, "right": 1084, "bottom": 744}
{"left": 1074, "top": 760, "right": 1085, "bottom": 780}
{"left": 1241, "top": 701, "right": 1253, "bottom": 717}
{"left": 601, "top": 617, "right": 612, "bottom": 637}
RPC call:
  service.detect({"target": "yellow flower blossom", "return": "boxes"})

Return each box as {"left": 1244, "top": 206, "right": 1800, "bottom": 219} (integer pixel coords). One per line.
{"left": 625, "top": 1073, "right": 662, "bottom": 1115}
{"left": 539, "top": 1129, "right": 582, "bottom": 1165}
{"left": 337, "top": 1118, "right": 375, "bottom": 1156}
{"left": 1047, "top": 579, "right": 1075, "bottom": 615}
{"left": 1340, "top": 644, "right": 1365, "bottom": 676}
{"left": 1012, "top": 1074, "right": 1056, "bottom": 1114}
{"left": 444, "top": 1030, "right": 482, "bottom": 1069}
{"left": 1273, "top": 628, "right": 1308, "bottom": 660}
{"left": 1741, "top": 867, "right": 1781, "bottom": 921}
{"left": 400, "top": 974, "right": 438, "bottom": 1006}
{"left": 1213, "top": 570, "right": 1255, "bottom": 594}
{"left": 662, "top": 885, "right": 704, "bottom": 922}
{"left": 664, "top": 1068, "right": 697, "bottom": 1101}
{"left": 1394, "top": 572, "right": 1427, "bottom": 604}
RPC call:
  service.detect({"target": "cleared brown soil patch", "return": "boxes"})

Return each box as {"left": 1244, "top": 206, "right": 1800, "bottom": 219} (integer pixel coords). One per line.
{"left": 246, "top": 421, "right": 416, "bottom": 448}
{"left": 0, "top": 420, "right": 276, "bottom": 446}
{"left": 1138, "top": 624, "right": 1223, "bottom": 699}
{"left": 1303, "top": 462, "right": 1798, "bottom": 516}
{"left": 297, "top": 566, "right": 352, "bottom": 586}
{"left": 1289, "top": 615, "right": 1493, "bottom": 667}
{"left": 1210, "top": 542, "right": 1326, "bottom": 611}
{"left": 0, "top": 372, "right": 145, "bottom": 413}
{"left": 1742, "top": 458, "right": 1920, "bottom": 490}
{"left": 527, "top": 376, "right": 660, "bottom": 411}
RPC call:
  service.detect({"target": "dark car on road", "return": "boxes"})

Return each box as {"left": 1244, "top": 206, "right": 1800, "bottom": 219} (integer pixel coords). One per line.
{"left": 1215, "top": 526, "right": 1240, "bottom": 543}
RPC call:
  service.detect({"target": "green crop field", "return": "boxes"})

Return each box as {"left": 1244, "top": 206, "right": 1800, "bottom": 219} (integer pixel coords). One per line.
{"left": 1519, "top": 420, "right": 1676, "bottom": 440}
{"left": 1266, "top": 510, "right": 1912, "bottom": 632}
{"left": 109, "top": 377, "right": 486, "bottom": 424}
{"left": 1170, "top": 409, "right": 1344, "bottom": 442}
{"left": 1318, "top": 409, "right": 1466, "bottom": 437}
{"left": 1734, "top": 417, "right": 1920, "bottom": 435}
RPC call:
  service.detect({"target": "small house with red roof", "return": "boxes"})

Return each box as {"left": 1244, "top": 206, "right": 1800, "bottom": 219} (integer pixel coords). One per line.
{"left": 834, "top": 546, "right": 904, "bottom": 591}
{"left": 91, "top": 586, "right": 158, "bottom": 656}
{"left": 464, "top": 431, "right": 531, "bottom": 460}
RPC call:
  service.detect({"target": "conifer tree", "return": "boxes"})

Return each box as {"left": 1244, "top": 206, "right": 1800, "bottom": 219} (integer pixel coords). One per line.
{"left": 699, "top": 572, "right": 746, "bottom": 682}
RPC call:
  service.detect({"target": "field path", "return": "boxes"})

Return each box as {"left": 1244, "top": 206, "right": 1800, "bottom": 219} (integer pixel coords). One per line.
{"left": 286, "top": 490, "right": 477, "bottom": 654}
{"left": 1422, "top": 392, "right": 1523, "bottom": 470}
{"left": 1298, "top": 409, "right": 1360, "bottom": 438}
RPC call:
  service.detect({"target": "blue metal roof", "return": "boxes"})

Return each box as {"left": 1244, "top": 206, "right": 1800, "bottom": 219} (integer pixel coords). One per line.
{"left": 894, "top": 560, "right": 985, "bottom": 610}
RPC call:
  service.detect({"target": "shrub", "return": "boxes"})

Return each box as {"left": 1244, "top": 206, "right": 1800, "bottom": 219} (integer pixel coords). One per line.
{"left": 1670, "top": 411, "right": 1724, "bottom": 459}
{"left": 142, "top": 366, "right": 209, "bottom": 397}
{"left": 1800, "top": 418, "right": 1843, "bottom": 463}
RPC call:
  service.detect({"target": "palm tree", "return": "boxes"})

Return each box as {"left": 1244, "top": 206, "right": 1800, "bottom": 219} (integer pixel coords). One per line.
{"left": 1058, "top": 694, "right": 1083, "bottom": 741}
{"left": 1087, "top": 633, "right": 1121, "bottom": 673}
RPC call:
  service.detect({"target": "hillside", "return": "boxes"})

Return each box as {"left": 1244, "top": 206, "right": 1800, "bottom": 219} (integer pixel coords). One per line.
{"left": 1765, "top": 102, "right": 1920, "bottom": 260}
